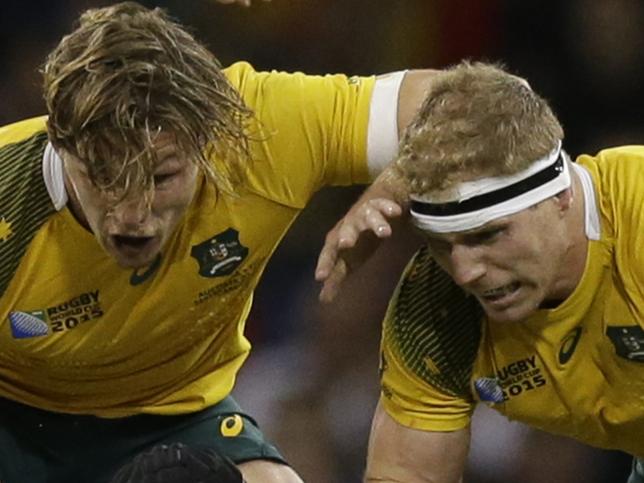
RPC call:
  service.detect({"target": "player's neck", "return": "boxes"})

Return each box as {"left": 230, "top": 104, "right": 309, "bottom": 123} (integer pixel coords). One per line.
{"left": 550, "top": 171, "right": 589, "bottom": 301}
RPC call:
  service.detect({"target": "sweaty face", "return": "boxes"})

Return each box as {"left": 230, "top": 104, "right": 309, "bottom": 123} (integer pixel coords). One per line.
{"left": 424, "top": 198, "right": 577, "bottom": 323}
{"left": 62, "top": 137, "right": 200, "bottom": 268}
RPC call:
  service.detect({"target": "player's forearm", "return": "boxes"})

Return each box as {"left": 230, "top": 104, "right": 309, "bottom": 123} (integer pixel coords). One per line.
{"left": 365, "top": 441, "right": 467, "bottom": 483}
{"left": 365, "top": 403, "right": 469, "bottom": 483}
{"left": 365, "top": 469, "right": 464, "bottom": 483}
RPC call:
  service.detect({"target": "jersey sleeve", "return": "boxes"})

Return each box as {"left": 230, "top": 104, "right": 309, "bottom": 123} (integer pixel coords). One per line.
{"left": 0, "top": 117, "right": 56, "bottom": 299}
{"left": 379, "top": 245, "right": 483, "bottom": 431}
{"left": 0, "top": 116, "right": 48, "bottom": 148}
{"left": 577, "top": 146, "right": 644, "bottom": 316}
{"left": 224, "top": 62, "right": 376, "bottom": 208}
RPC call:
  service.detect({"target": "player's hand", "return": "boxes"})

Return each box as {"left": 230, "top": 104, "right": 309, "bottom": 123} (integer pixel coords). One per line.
{"left": 213, "top": 0, "right": 271, "bottom": 6}
{"left": 315, "top": 198, "right": 403, "bottom": 303}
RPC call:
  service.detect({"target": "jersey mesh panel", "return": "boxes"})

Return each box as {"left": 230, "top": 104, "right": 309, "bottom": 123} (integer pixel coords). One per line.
{"left": 384, "top": 245, "right": 484, "bottom": 398}
{"left": 0, "top": 132, "right": 56, "bottom": 298}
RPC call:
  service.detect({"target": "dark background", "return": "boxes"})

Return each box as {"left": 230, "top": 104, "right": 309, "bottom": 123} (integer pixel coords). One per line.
{"left": 2, "top": 1, "right": 642, "bottom": 481}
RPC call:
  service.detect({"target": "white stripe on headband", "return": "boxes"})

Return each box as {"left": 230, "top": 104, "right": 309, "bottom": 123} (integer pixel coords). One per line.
{"left": 410, "top": 142, "right": 571, "bottom": 233}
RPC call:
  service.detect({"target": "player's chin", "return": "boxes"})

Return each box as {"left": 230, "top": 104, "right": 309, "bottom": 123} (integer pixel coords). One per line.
{"left": 483, "top": 300, "right": 539, "bottom": 323}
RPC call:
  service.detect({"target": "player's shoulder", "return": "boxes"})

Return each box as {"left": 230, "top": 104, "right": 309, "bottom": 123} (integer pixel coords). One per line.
{"left": 0, "top": 116, "right": 50, "bottom": 185}
{"left": 0, "top": 117, "right": 50, "bottom": 188}
{"left": 576, "top": 145, "right": 644, "bottom": 212}
{"left": 222, "top": 61, "right": 256, "bottom": 85}
{"left": 0, "top": 117, "right": 57, "bottom": 299}
{"left": 576, "top": 145, "right": 644, "bottom": 179}
{"left": 0, "top": 116, "right": 48, "bottom": 148}
{"left": 222, "top": 61, "right": 373, "bottom": 99}
{"left": 594, "top": 145, "right": 644, "bottom": 159}
{"left": 383, "top": 245, "right": 484, "bottom": 397}
{"left": 222, "top": 61, "right": 309, "bottom": 97}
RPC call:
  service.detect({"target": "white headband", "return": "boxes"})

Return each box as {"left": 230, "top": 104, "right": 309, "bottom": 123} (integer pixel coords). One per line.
{"left": 410, "top": 141, "right": 571, "bottom": 233}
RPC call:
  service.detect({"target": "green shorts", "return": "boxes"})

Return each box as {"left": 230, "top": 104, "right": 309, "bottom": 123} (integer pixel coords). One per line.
{"left": 0, "top": 396, "right": 286, "bottom": 483}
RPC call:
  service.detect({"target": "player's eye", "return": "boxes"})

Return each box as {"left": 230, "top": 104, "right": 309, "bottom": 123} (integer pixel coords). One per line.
{"left": 153, "top": 172, "right": 178, "bottom": 186}
{"left": 470, "top": 228, "right": 504, "bottom": 245}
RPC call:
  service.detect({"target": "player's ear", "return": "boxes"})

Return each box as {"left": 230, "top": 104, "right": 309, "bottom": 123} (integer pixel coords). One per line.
{"left": 554, "top": 187, "right": 573, "bottom": 214}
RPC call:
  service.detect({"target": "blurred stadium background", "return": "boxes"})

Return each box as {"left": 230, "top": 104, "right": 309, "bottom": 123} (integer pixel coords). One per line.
{"left": 3, "top": 1, "right": 643, "bottom": 481}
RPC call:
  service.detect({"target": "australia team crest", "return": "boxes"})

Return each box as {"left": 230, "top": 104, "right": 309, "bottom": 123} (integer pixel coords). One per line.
{"left": 191, "top": 228, "right": 248, "bottom": 278}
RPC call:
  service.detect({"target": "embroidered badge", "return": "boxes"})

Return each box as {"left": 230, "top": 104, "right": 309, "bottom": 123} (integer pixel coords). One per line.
{"left": 190, "top": 228, "right": 248, "bottom": 278}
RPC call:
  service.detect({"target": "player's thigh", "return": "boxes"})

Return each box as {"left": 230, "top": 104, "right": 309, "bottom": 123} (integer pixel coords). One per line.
{"left": 0, "top": 421, "right": 48, "bottom": 483}
{"left": 238, "top": 459, "right": 304, "bottom": 483}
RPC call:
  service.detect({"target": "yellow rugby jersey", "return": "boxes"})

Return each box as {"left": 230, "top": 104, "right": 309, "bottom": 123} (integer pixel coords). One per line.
{"left": 0, "top": 62, "right": 375, "bottom": 417}
{"left": 380, "top": 146, "right": 644, "bottom": 457}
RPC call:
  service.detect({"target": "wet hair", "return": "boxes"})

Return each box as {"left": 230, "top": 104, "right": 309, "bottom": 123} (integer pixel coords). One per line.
{"left": 396, "top": 61, "right": 564, "bottom": 199}
{"left": 43, "top": 1, "right": 253, "bottom": 198}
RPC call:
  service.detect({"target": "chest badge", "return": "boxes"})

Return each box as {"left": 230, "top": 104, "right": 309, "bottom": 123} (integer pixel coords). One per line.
{"left": 191, "top": 228, "right": 248, "bottom": 278}
{"left": 607, "top": 325, "right": 644, "bottom": 362}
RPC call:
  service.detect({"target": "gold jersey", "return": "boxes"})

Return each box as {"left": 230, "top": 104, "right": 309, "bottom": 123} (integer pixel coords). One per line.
{"left": 381, "top": 146, "right": 644, "bottom": 457}
{"left": 0, "top": 62, "right": 375, "bottom": 417}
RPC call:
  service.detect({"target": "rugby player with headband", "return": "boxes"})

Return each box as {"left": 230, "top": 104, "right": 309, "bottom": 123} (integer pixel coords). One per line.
{"left": 316, "top": 61, "right": 644, "bottom": 483}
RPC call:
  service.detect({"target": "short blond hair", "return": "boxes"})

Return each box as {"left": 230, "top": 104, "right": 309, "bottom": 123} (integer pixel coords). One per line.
{"left": 43, "top": 1, "right": 253, "bottom": 196}
{"left": 396, "top": 61, "right": 563, "bottom": 199}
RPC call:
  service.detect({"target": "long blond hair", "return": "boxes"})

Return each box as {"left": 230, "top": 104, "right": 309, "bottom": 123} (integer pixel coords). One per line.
{"left": 43, "top": 1, "right": 253, "bottom": 197}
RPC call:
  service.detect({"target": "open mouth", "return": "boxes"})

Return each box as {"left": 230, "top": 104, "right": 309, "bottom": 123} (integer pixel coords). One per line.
{"left": 481, "top": 282, "right": 521, "bottom": 303}
{"left": 112, "top": 235, "right": 156, "bottom": 252}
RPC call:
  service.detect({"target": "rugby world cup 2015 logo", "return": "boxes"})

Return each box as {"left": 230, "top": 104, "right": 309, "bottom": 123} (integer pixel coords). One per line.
{"left": 191, "top": 228, "right": 248, "bottom": 278}
{"left": 8, "top": 310, "right": 49, "bottom": 338}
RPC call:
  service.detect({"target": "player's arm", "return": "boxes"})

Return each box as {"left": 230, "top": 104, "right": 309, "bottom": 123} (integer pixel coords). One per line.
{"left": 233, "top": 65, "right": 437, "bottom": 209}
{"left": 367, "top": 69, "right": 439, "bottom": 177}
{"left": 362, "top": 247, "right": 480, "bottom": 482}
{"left": 365, "top": 401, "right": 470, "bottom": 483}
{"left": 315, "top": 70, "right": 437, "bottom": 301}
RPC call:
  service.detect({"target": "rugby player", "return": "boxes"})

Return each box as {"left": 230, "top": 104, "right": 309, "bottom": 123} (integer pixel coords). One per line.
{"left": 317, "top": 61, "right": 644, "bottom": 483}
{"left": 0, "top": 2, "right": 437, "bottom": 481}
